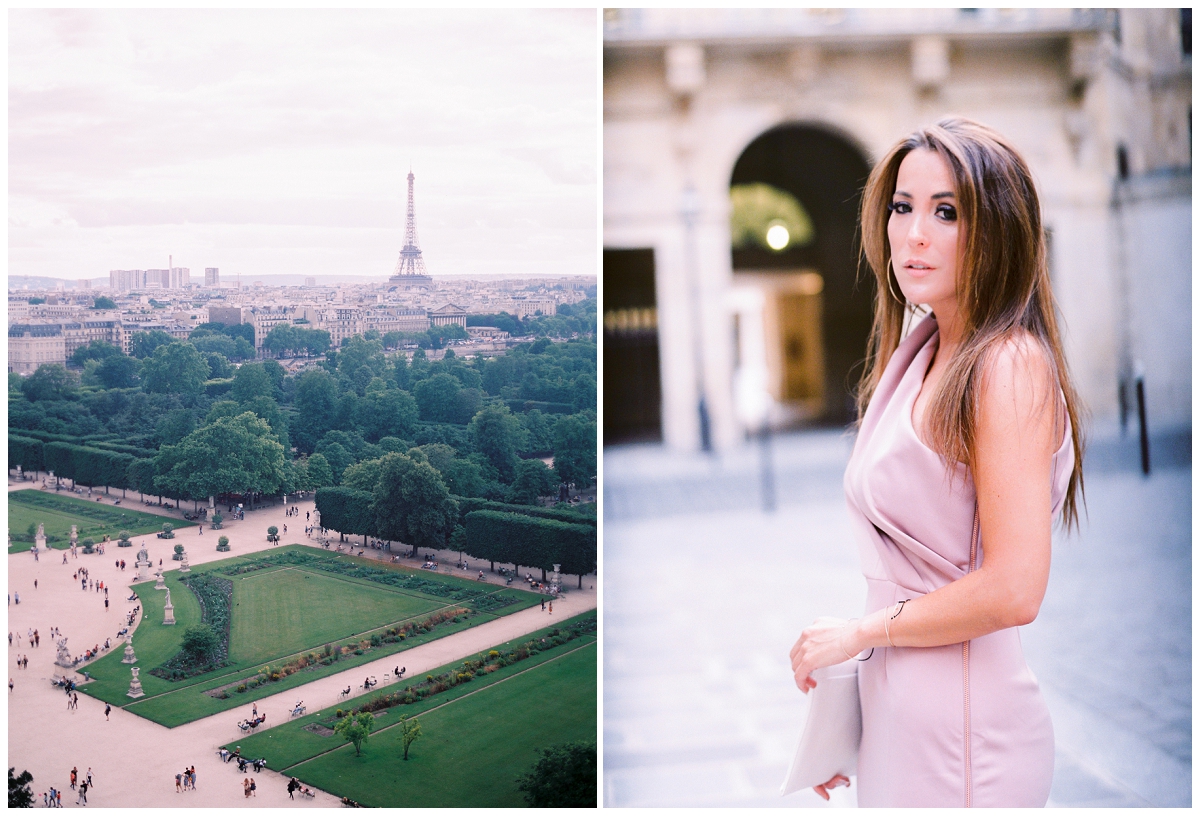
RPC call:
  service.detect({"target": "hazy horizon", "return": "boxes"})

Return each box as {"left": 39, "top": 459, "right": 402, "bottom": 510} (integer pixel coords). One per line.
{"left": 10, "top": 9, "right": 598, "bottom": 282}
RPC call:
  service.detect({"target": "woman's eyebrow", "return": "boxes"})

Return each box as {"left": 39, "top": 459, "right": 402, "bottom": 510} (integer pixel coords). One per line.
{"left": 932, "top": 192, "right": 955, "bottom": 199}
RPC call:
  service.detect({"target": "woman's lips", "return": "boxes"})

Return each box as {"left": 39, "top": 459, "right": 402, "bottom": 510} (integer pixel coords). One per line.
{"left": 902, "top": 260, "right": 935, "bottom": 277}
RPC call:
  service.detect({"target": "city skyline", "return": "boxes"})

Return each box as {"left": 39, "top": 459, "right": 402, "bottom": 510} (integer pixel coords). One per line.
{"left": 10, "top": 9, "right": 598, "bottom": 281}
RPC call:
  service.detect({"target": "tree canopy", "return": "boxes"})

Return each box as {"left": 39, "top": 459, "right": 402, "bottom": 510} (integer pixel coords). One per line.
{"left": 154, "top": 412, "right": 286, "bottom": 502}
{"left": 516, "top": 742, "right": 597, "bottom": 807}
{"left": 140, "top": 342, "right": 210, "bottom": 396}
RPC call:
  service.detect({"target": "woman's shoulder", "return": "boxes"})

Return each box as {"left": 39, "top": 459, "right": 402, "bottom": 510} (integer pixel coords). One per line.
{"left": 976, "top": 329, "right": 1060, "bottom": 436}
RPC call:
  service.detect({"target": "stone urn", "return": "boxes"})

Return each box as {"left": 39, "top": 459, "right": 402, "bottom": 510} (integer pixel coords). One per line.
{"left": 127, "top": 666, "right": 145, "bottom": 699}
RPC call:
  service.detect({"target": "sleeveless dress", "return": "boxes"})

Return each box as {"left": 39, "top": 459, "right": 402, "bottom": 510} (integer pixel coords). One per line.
{"left": 843, "top": 314, "right": 1073, "bottom": 807}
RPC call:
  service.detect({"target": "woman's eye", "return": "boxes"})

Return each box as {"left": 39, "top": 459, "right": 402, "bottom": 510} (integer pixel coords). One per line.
{"left": 935, "top": 204, "right": 957, "bottom": 222}
{"left": 887, "top": 201, "right": 911, "bottom": 215}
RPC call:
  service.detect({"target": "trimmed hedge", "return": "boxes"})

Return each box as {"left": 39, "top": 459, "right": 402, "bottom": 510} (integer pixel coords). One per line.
{"left": 462, "top": 510, "right": 595, "bottom": 582}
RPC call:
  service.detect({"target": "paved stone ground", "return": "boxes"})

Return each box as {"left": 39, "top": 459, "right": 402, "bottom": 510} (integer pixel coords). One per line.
{"left": 6, "top": 485, "right": 596, "bottom": 808}
{"left": 602, "top": 423, "right": 1190, "bottom": 808}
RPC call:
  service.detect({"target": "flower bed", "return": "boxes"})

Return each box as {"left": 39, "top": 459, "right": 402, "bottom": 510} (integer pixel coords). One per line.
{"left": 337, "top": 616, "right": 597, "bottom": 718}
{"left": 149, "top": 573, "right": 233, "bottom": 681}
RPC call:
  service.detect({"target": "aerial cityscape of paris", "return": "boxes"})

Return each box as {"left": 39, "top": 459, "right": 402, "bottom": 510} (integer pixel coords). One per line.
{"left": 9, "top": 8, "right": 597, "bottom": 808}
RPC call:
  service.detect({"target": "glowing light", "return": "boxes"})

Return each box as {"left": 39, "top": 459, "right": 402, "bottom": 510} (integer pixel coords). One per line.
{"left": 766, "top": 223, "right": 790, "bottom": 251}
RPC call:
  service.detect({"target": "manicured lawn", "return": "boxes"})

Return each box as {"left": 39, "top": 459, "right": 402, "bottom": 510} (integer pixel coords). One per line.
{"left": 287, "top": 637, "right": 596, "bottom": 807}
{"left": 228, "top": 569, "right": 442, "bottom": 665}
{"left": 8, "top": 489, "right": 194, "bottom": 552}
{"left": 77, "top": 546, "right": 541, "bottom": 727}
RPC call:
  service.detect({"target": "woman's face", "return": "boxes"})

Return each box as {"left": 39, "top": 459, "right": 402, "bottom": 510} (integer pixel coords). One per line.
{"left": 887, "top": 148, "right": 961, "bottom": 315}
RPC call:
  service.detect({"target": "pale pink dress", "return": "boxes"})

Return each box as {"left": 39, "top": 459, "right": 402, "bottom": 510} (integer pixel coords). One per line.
{"left": 843, "top": 314, "right": 1073, "bottom": 807}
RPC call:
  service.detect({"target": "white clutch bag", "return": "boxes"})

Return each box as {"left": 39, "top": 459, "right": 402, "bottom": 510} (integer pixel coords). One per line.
{"left": 780, "top": 659, "right": 862, "bottom": 796}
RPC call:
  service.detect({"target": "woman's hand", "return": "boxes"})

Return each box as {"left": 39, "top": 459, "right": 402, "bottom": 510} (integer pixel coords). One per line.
{"left": 789, "top": 616, "right": 857, "bottom": 693}
{"left": 813, "top": 773, "right": 850, "bottom": 800}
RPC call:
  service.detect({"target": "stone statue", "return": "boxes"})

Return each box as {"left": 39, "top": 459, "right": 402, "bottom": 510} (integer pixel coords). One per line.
{"left": 33, "top": 523, "right": 46, "bottom": 554}
{"left": 163, "top": 589, "right": 175, "bottom": 626}
{"left": 70, "top": 525, "right": 78, "bottom": 545}
{"left": 55, "top": 638, "right": 72, "bottom": 668}
{"left": 136, "top": 544, "right": 150, "bottom": 580}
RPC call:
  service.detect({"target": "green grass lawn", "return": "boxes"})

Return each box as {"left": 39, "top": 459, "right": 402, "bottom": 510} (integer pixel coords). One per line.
{"left": 228, "top": 569, "right": 442, "bottom": 664}
{"left": 285, "top": 636, "right": 596, "bottom": 807}
{"left": 76, "top": 546, "right": 541, "bottom": 727}
{"left": 8, "top": 489, "right": 194, "bottom": 552}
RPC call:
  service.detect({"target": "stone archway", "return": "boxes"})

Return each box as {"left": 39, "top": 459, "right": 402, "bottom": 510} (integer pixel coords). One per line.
{"left": 730, "top": 123, "right": 874, "bottom": 425}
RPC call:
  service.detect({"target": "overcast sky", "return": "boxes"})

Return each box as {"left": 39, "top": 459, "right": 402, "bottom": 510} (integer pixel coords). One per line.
{"left": 9, "top": 9, "right": 598, "bottom": 282}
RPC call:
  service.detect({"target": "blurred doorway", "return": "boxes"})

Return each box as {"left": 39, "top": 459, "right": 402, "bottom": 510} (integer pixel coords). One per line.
{"left": 604, "top": 248, "right": 662, "bottom": 444}
{"left": 730, "top": 124, "right": 874, "bottom": 425}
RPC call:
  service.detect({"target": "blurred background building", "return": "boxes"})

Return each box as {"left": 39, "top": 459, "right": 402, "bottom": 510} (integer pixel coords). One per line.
{"left": 603, "top": 7, "right": 1190, "bottom": 450}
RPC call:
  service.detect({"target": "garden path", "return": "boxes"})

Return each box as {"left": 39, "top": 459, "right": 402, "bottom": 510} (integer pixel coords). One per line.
{"left": 7, "top": 481, "right": 596, "bottom": 807}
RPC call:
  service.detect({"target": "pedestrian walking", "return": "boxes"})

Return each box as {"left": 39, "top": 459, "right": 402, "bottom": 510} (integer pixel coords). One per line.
{"left": 86, "top": 768, "right": 93, "bottom": 787}
{"left": 549, "top": 601, "right": 553, "bottom": 614}
{"left": 76, "top": 781, "right": 87, "bottom": 806}
{"left": 105, "top": 599, "right": 109, "bottom": 611}
{"left": 190, "top": 767, "right": 197, "bottom": 789}
{"left": 199, "top": 525, "right": 203, "bottom": 535}
{"left": 541, "top": 598, "right": 546, "bottom": 611}
{"left": 8, "top": 678, "right": 13, "bottom": 693}
{"left": 34, "top": 631, "right": 39, "bottom": 647}
{"left": 249, "top": 778, "right": 256, "bottom": 797}
{"left": 252, "top": 703, "right": 257, "bottom": 718}
{"left": 105, "top": 703, "right": 111, "bottom": 720}
{"left": 56, "top": 790, "right": 62, "bottom": 808}
{"left": 176, "top": 773, "right": 182, "bottom": 793}
{"left": 13, "top": 592, "right": 18, "bottom": 604}
{"left": 243, "top": 778, "right": 250, "bottom": 798}
{"left": 70, "top": 767, "right": 77, "bottom": 790}
{"left": 34, "top": 579, "right": 37, "bottom": 590}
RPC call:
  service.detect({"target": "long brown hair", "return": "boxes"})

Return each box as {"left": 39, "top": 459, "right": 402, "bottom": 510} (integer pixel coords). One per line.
{"left": 856, "top": 117, "right": 1085, "bottom": 531}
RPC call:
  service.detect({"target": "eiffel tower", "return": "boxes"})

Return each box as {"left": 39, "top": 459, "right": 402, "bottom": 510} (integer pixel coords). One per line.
{"left": 389, "top": 169, "right": 434, "bottom": 284}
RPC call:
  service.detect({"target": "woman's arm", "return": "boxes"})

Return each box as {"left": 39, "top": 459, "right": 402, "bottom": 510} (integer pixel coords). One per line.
{"left": 791, "top": 336, "right": 1060, "bottom": 690}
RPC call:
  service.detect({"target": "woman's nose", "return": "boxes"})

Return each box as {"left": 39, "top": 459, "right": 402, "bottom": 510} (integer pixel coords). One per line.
{"left": 907, "top": 215, "right": 929, "bottom": 247}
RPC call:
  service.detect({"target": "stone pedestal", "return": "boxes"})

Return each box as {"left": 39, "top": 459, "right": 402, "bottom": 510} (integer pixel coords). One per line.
{"left": 70, "top": 525, "right": 78, "bottom": 548}
{"left": 179, "top": 550, "right": 190, "bottom": 573}
{"left": 154, "top": 569, "right": 166, "bottom": 590}
{"left": 127, "top": 666, "right": 145, "bottom": 699}
{"left": 122, "top": 637, "right": 137, "bottom": 664}
{"left": 33, "top": 524, "right": 46, "bottom": 554}
{"left": 163, "top": 589, "right": 175, "bottom": 625}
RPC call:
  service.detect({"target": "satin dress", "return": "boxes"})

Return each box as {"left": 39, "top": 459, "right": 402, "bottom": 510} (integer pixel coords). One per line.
{"left": 843, "top": 314, "right": 1073, "bottom": 807}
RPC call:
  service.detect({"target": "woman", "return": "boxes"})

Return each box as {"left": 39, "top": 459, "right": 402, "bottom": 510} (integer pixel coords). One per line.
{"left": 789, "top": 117, "right": 1085, "bottom": 807}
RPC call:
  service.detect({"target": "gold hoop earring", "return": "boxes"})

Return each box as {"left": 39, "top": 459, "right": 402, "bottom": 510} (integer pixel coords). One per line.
{"left": 887, "top": 263, "right": 906, "bottom": 304}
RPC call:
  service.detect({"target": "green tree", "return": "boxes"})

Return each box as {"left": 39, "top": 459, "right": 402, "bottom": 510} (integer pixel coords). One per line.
{"left": 96, "top": 354, "right": 140, "bottom": 389}
{"left": 292, "top": 369, "right": 339, "bottom": 453}
{"left": 414, "top": 373, "right": 463, "bottom": 423}
{"left": 127, "top": 458, "right": 159, "bottom": 499}
{"left": 204, "top": 352, "right": 233, "bottom": 379}
{"left": 305, "top": 453, "right": 334, "bottom": 489}
{"left": 334, "top": 711, "right": 375, "bottom": 756}
{"left": 371, "top": 453, "right": 458, "bottom": 556}
{"left": 516, "top": 742, "right": 597, "bottom": 807}
{"left": 155, "top": 409, "right": 195, "bottom": 447}
{"left": 140, "top": 342, "right": 209, "bottom": 396}
{"left": 91, "top": 296, "right": 117, "bottom": 310}
{"left": 8, "top": 767, "right": 34, "bottom": 808}
{"left": 507, "top": 459, "right": 558, "bottom": 505}
{"left": 230, "top": 362, "right": 274, "bottom": 403}
{"left": 553, "top": 415, "right": 596, "bottom": 488}
{"left": 340, "top": 458, "right": 383, "bottom": 492}
{"left": 571, "top": 373, "right": 597, "bottom": 413}
{"left": 70, "top": 340, "right": 122, "bottom": 367}
{"left": 154, "top": 412, "right": 286, "bottom": 505}
{"left": 180, "top": 624, "right": 220, "bottom": 662}
{"left": 399, "top": 714, "right": 423, "bottom": 761}
{"left": 21, "top": 364, "right": 78, "bottom": 402}
{"left": 129, "top": 329, "right": 176, "bottom": 359}
{"left": 468, "top": 404, "right": 526, "bottom": 482}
